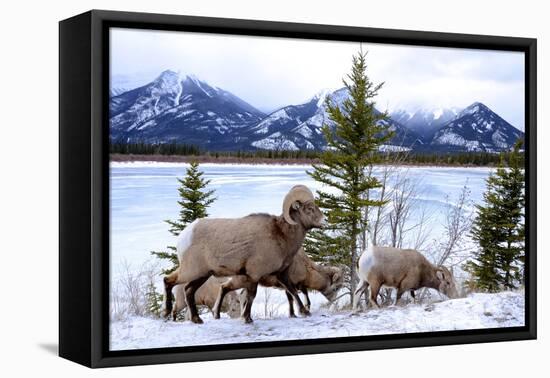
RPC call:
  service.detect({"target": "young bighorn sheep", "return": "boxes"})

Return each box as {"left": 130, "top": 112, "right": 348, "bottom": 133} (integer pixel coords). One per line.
{"left": 252, "top": 248, "right": 344, "bottom": 317}
{"left": 353, "top": 245, "right": 458, "bottom": 310}
{"left": 163, "top": 185, "right": 324, "bottom": 324}
{"left": 173, "top": 277, "right": 241, "bottom": 320}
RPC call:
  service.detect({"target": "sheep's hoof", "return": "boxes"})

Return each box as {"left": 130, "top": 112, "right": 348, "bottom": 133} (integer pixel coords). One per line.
{"left": 243, "top": 317, "right": 254, "bottom": 324}
{"left": 289, "top": 313, "right": 297, "bottom": 318}
{"left": 213, "top": 312, "right": 221, "bottom": 320}
{"left": 300, "top": 309, "right": 311, "bottom": 317}
{"left": 191, "top": 315, "right": 204, "bottom": 324}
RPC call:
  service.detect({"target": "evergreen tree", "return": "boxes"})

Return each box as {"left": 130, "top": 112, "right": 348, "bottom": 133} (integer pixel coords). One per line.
{"left": 151, "top": 161, "right": 216, "bottom": 275}
{"left": 145, "top": 278, "right": 163, "bottom": 317}
{"left": 305, "top": 50, "right": 394, "bottom": 297}
{"left": 465, "top": 141, "right": 525, "bottom": 291}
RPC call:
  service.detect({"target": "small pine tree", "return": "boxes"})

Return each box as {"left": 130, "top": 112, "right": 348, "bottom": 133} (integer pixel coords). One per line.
{"left": 305, "top": 50, "right": 394, "bottom": 297}
{"left": 145, "top": 278, "right": 163, "bottom": 318}
{"left": 465, "top": 141, "right": 525, "bottom": 291}
{"left": 152, "top": 160, "right": 216, "bottom": 275}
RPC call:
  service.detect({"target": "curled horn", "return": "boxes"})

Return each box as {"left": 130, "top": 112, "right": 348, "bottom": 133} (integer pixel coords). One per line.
{"left": 282, "top": 185, "right": 315, "bottom": 225}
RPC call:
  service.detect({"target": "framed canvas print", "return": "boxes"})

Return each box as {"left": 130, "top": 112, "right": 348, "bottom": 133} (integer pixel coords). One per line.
{"left": 59, "top": 10, "right": 537, "bottom": 368}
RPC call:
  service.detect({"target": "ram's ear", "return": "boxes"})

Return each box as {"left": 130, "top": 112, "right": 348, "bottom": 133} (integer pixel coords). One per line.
{"left": 291, "top": 201, "right": 301, "bottom": 210}
{"left": 436, "top": 269, "right": 445, "bottom": 281}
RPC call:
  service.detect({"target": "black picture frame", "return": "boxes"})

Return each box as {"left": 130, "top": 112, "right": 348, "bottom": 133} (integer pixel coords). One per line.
{"left": 59, "top": 9, "right": 537, "bottom": 368}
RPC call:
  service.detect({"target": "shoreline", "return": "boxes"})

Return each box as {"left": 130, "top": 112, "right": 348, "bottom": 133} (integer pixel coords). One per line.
{"left": 110, "top": 153, "right": 318, "bottom": 166}
{"left": 110, "top": 154, "right": 498, "bottom": 168}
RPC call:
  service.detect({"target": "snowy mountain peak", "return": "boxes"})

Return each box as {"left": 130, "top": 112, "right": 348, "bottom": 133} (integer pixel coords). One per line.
{"left": 431, "top": 102, "right": 523, "bottom": 152}
{"left": 311, "top": 88, "right": 334, "bottom": 107}
{"left": 110, "top": 71, "right": 265, "bottom": 147}
{"left": 154, "top": 70, "right": 180, "bottom": 84}
{"left": 390, "top": 106, "right": 462, "bottom": 141}
{"left": 458, "top": 102, "right": 494, "bottom": 117}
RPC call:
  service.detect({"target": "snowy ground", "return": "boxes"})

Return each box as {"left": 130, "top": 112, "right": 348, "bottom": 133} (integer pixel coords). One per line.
{"left": 110, "top": 291, "right": 524, "bottom": 351}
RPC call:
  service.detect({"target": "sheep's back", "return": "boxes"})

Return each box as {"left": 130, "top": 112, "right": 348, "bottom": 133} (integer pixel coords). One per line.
{"left": 367, "top": 246, "right": 428, "bottom": 285}
{"left": 185, "top": 215, "right": 281, "bottom": 273}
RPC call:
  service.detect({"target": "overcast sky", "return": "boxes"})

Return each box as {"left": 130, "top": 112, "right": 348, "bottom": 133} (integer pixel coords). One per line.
{"left": 110, "top": 28, "right": 525, "bottom": 130}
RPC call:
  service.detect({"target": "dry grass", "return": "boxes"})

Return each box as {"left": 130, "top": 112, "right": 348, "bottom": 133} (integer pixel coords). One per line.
{"left": 110, "top": 260, "right": 160, "bottom": 322}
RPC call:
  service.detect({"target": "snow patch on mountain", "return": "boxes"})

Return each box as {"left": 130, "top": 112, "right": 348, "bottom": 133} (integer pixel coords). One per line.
{"left": 433, "top": 132, "right": 480, "bottom": 151}
{"left": 379, "top": 145, "right": 412, "bottom": 152}
{"left": 251, "top": 137, "right": 299, "bottom": 151}
{"left": 293, "top": 124, "right": 314, "bottom": 138}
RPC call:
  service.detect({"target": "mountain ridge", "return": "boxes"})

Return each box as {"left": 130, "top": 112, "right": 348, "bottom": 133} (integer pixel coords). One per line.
{"left": 109, "top": 72, "right": 523, "bottom": 153}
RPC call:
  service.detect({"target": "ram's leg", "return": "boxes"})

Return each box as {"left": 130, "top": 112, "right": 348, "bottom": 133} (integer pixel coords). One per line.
{"left": 395, "top": 288, "right": 404, "bottom": 306}
{"left": 163, "top": 270, "right": 179, "bottom": 318}
{"left": 368, "top": 281, "right": 381, "bottom": 309}
{"left": 241, "top": 282, "right": 258, "bottom": 324}
{"left": 212, "top": 275, "right": 250, "bottom": 319}
{"left": 410, "top": 290, "right": 416, "bottom": 303}
{"left": 184, "top": 276, "right": 209, "bottom": 324}
{"left": 353, "top": 279, "right": 368, "bottom": 311}
{"left": 277, "top": 270, "right": 310, "bottom": 317}
{"left": 285, "top": 291, "right": 296, "bottom": 318}
{"left": 302, "top": 288, "right": 311, "bottom": 311}
{"left": 172, "top": 284, "right": 186, "bottom": 321}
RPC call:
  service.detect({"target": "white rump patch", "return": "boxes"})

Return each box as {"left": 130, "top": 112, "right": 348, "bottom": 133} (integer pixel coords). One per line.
{"left": 358, "top": 245, "right": 376, "bottom": 280}
{"left": 176, "top": 220, "right": 199, "bottom": 261}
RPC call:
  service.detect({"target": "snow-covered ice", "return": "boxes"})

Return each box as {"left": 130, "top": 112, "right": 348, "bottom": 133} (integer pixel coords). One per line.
{"left": 110, "top": 291, "right": 524, "bottom": 351}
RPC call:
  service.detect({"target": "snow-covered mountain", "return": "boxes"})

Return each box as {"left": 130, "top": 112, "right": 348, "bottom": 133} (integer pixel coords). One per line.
{"left": 391, "top": 107, "right": 461, "bottom": 140}
{"left": 109, "top": 71, "right": 522, "bottom": 153}
{"left": 110, "top": 70, "right": 265, "bottom": 149}
{"left": 245, "top": 88, "right": 423, "bottom": 151}
{"left": 430, "top": 102, "right": 523, "bottom": 152}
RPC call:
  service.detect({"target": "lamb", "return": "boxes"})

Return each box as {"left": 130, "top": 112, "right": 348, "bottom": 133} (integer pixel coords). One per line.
{"left": 233, "top": 248, "right": 344, "bottom": 318}
{"left": 353, "top": 245, "right": 458, "bottom": 310}
{"left": 163, "top": 185, "right": 324, "bottom": 324}
{"left": 173, "top": 277, "right": 241, "bottom": 320}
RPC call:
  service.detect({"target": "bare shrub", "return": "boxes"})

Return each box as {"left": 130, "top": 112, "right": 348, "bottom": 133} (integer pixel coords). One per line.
{"left": 110, "top": 259, "right": 161, "bottom": 322}
{"left": 420, "top": 184, "right": 474, "bottom": 302}
{"left": 259, "top": 287, "right": 282, "bottom": 319}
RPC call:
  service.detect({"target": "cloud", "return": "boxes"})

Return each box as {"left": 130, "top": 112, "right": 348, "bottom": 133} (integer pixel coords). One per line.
{"left": 110, "top": 28, "right": 525, "bottom": 130}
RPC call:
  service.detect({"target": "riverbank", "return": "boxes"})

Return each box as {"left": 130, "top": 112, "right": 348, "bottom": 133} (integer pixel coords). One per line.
{"left": 110, "top": 153, "right": 499, "bottom": 168}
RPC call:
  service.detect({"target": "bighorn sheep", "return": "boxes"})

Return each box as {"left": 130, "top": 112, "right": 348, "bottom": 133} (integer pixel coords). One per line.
{"left": 163, "top": 185, "right": 324, "bottom": 324}
{"left": 353, "top": 245, "right": 458, "bottom": 310}
{"left": 173, "top": 277, "right": 242, "bottom": 320}
{"left": 235, "top": 248, "right": 344, "bottom": 317}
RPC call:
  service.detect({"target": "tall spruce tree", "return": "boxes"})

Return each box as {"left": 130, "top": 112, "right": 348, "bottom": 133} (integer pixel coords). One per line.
{"left": 305, "top": 50, "right": 394, "bottom": 297}
{"left": 151, "top": 161, "right": 216, "bottom": 275}
{"left": 465, "top": 141, "right": 525, "bottom": 291}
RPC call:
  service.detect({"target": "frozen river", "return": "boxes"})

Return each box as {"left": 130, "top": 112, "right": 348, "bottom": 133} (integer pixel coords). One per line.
{"left": 109, "top": 162, "right": 492, "bottom": 273}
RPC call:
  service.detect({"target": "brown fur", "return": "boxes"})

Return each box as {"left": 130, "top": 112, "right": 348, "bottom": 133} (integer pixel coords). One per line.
{"left": 353, "top": 246, "right": 458, "bottom": 310}
{"left": 173, "top": 277, "right": 241, "bottom": 319}
{"left": 163, "top": 185, "right": 324, "bottom": 324}
{"left": 256, "top": 248, "right": 344, "bottom": 317}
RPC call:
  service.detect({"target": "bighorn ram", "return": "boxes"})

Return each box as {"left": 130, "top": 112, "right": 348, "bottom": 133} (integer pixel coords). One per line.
{"left": 163, "top": 185, "right": 324, "bottom": 324}
{"left": 233, "top": 248, "right": 344, "bottom": 317}
{"left": 173, "top": 277, "right": 242, "bottom": 320}
{"left": 353, "top": 245, "right": 458, "bottom": 310}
